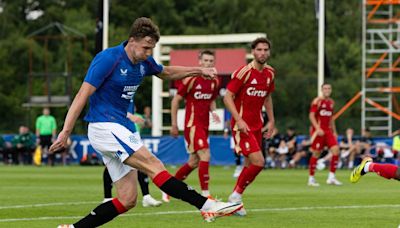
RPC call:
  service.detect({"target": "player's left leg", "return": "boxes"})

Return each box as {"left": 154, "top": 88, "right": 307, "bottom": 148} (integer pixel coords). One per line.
{"left": 71, "top": 170, "right": 137, "bottom": 228}
{"left": 326, "top": 145, "right": 342, "bottom": 185}
{"left": 197, "top": 148, "right": 211, "bottom": 197}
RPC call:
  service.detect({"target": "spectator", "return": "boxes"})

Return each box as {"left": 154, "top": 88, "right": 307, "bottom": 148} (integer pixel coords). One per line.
{"left": 11, "top": 126, "right": 36, "bottom": 165}
{"left": 0, "top": 135, "right": 12, "bottom": 164}
{"left": 35, "top": 107, "right": 57, "bottom": 166}
{"left": 141, "top": 106, "right": 152, "bottom": 136}
{"left": 282, "top": 127, "right": 297, "bottom": 168}
{"left": 289, "top": 136, "right": 312, "bottom": 168}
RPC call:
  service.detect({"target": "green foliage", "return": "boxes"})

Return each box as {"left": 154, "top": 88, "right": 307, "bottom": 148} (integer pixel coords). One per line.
{"left": 0, "top": 0, "right": 379, "bottom": 135}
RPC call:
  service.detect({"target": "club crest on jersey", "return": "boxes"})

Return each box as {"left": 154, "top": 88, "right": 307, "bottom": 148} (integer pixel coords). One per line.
{"left": 198, "top": 139, "right": 204, "bottom": 147}
{"left": 245, "top": 142, "right": 250, "bottom": 150}
{"left": 140, "top": 65, "right": 145, "bottom": 76}
{"left": 120, "top": 68, "right": 128, "bottom": 76}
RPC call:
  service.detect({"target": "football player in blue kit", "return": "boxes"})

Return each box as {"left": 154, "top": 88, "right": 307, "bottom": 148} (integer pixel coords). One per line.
{"left": 51, "top": 17, "right": 242, "bottom": 228}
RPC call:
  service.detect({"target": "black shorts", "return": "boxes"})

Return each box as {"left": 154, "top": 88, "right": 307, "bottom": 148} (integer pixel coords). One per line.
{"left": 40, "top": 135, "right": 52, "bottom": 149}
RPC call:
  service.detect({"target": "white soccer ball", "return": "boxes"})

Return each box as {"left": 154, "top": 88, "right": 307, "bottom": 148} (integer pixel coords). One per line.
{"left": 316, "top": 160, "right": 326, "bottom": 170}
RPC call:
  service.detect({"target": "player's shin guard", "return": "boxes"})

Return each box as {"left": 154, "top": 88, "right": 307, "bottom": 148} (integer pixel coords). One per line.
{"left": 330, "top": 155, "right": 339, "bottom": 173}
{"left": 175, "top": 163, "right": 195, "bottom": 180}
{"left": 198, "top": 161, "right": 209, "bottom": 191}
{"left": 73, "top": 198, "right": 127, "bottom": 228}
{"left": 234, "top": 165, "right": 263, "bottom": 194}
{"left": 153, "top": 170, "right": 207, "bottom": 209}
{"left": 370, "top": 163, "right": 399, "bottom": 179}
{"left": 309, "top": 156, "right": 317, "bottom": 176}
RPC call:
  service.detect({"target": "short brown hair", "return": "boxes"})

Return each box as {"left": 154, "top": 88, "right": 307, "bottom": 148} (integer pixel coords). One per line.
{"left": 128, "top": 17, "right": 160, "bottom": 42}
{"left": 251, "top": 37, "right": 271, "bottom": 49}
{"left": 198, "top": 49, "right": 215, "bottom": 59}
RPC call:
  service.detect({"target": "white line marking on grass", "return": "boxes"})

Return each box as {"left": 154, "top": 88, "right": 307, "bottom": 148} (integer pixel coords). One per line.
{"left": 0, "top": 201, "right": 99, "bottom": 210}
{"left": 1, "top": 204, "right": 400, "bottom": 223}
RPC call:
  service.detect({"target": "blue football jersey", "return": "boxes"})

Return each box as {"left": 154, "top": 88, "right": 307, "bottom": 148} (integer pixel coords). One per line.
{"left": 84, "top": 41, "right": 163, "bottom": 132}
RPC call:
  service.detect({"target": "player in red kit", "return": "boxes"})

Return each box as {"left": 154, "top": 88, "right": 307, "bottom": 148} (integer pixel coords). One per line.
{"left": 308, "top": 83, "right": 342, "bottom": 186}
{"left": 224, "top": 37, "right": 275, "bottom": 216}
{"left": 167, "top": 50, "right": 220, "bottom": 200}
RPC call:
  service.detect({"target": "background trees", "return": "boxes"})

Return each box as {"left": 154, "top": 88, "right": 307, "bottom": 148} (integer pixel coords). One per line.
{"left": 0, "top": 0, "right": 397, "bottom": 134}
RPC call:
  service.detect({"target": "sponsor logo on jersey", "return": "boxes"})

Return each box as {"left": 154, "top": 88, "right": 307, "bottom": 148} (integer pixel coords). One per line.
{"left": 120, "top": 68, "right": 128, "bottom": 76}
{"left": 319, "top": 110, "right": 332, "bottom": 116}
{"left": 194, "top": 91, "right": 212, "bottom": 99}
{"left": 246, "top": 87, "right": 267, "bottom": 97}
{"left": 121, "top": 85, "right": 140, "bottom": 100}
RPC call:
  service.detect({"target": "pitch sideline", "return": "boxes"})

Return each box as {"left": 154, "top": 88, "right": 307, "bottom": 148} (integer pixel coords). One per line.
{"left": 1, "top": 202, "right": 400, "bottom": 223}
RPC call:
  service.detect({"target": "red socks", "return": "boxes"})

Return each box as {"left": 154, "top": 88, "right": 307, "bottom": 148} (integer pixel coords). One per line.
{"left": 369, "top": 163, "right": 399, "bottom": 179}
{"left": 234, "top": 165, "right": 263, "bottom": 194}
{"left": 175, "top": 163, "right": 194, "bottom": 180}
{"left": 198, "top": 161, "right": 209, "bottom": 191}
{"left": 152, "top": 170, "right": 173, "bottom": 187}
{"left": 330, "top": 155, "right": 339, "bottom": 173}
{"left": 309, "top": 156, "right": 317, "bottom": 176}
{"left": 111, "top": 198, "right": 128, "bottom": 214}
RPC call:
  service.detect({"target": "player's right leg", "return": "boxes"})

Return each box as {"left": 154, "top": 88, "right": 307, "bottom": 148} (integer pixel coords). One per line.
{"left": 126, "top": 146, "right": 242, "bottom": 222}
{"left": 308, "top": 149, "right": 320, "bottom": 187}
{"left": 197, "top": 149, "right": 211, "bottom": 197}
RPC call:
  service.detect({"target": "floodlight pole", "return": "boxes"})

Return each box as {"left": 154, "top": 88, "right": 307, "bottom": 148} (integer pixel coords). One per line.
{"left": 317, "top": 0, "right": 325, "bottom": 96}
{"left": 102, "top": 0, "right": 109, "bottom": 50}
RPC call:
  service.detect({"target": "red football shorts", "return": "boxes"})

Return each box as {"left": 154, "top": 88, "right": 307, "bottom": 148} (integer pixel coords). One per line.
{"left": 310, "top": 129, "right": 338, "bottom": 151}
{"left": 232, "top": 129, "right": 262, "bottom": 156}
{"left": 184, "top": 125, "right": 209, "bottom": 153}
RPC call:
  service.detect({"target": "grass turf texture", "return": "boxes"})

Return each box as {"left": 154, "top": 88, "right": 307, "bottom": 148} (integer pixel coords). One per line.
{"left": 0, "top": 165, "right": 399, "bottom": 227}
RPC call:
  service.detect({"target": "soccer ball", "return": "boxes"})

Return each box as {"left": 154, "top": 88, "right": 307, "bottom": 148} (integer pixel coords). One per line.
{"left": 316, "top": 159, "right": 326, "bottom": 170}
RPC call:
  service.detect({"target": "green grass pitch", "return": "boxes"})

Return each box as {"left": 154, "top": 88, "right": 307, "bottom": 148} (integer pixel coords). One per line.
{"left": 0, "top": 165, "right": 399, "bottom": 227}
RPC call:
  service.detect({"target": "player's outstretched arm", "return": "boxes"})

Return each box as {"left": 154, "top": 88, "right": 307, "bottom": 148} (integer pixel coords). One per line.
{"left": 158, "top": 66, "right": 217, "bottom": 81}
{"left": 50, "top": 82, "right": 96, "bottom": 153}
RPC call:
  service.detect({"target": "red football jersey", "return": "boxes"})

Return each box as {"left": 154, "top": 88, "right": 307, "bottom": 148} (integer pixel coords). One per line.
{"left": 309, "top": 97, "right": 334, "bottom": 131}
{"left": 178, "top": 76, "right": 219, "bottom": 128}
{"left": 226, "top": 62, "right": 275, "bottom": 131}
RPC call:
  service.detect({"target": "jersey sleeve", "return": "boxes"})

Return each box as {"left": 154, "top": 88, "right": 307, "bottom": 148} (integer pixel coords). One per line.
{"left": 177, "top": 78, "right": 195, "bottom": 98}
{"left": 143, "top": 56, "right": 163, "bottom": 76}
{"left": 226, "top": 67, "right": 247, "bottom": 94}
{"left": 267, "top": 66, "right": 275, "bottom": 93}
{"left": 84, "top": 52, "right": 118, "bottom": 88}
{"left": 309, "top": 98, "right": 319, "bottom": 113}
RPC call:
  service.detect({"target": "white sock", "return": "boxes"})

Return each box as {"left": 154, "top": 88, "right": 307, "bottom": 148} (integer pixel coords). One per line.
{"left": 348, "top": 161, "right": 354, "bottom": 169}
{"left": 230, "top": 191, "right": 242, "bottom": 199}
{"left": 202, "top": 190, "right": 210, "bottom": 197}
{"left": 201, "top": 199, "right": 214, "bottom": 210}
{"left": 328, "top": 172, "right": 335, "bottom": 179}
{"left": 308, "top": 176, "right": 315, "bottom": 182}
{"left": 364, "top": 162, "right": 371, "bottom": 173}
